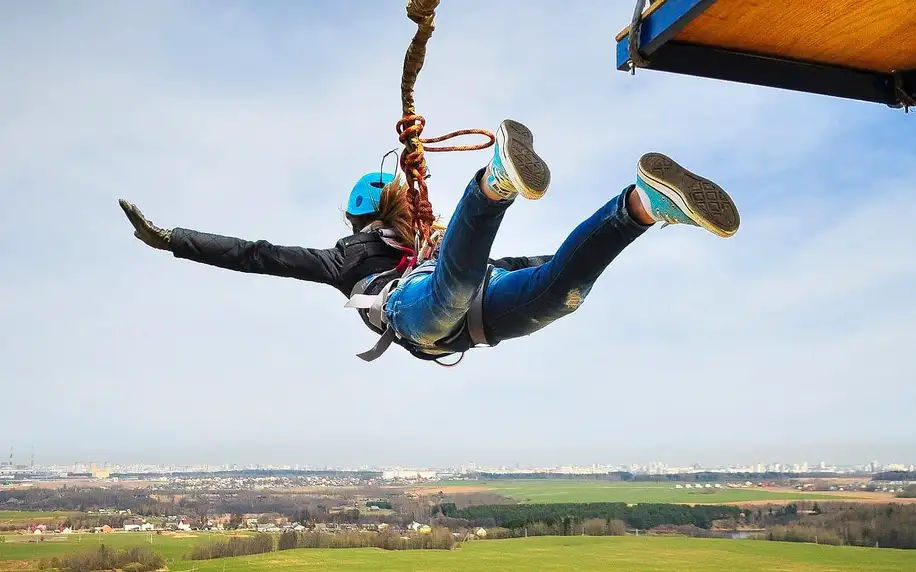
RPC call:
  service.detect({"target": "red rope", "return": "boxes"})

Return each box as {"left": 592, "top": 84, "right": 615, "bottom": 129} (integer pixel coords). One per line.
{"left": 396, "top": 114, "right": 494, "bottom": 248}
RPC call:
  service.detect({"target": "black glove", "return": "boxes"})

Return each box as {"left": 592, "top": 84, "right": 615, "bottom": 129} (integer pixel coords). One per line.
{"left": 118, "top": 199, "right": 172, "bottom": 251}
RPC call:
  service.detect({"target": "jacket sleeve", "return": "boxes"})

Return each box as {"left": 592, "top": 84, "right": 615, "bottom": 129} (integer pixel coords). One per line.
{"left": 169, "top": 227, "right": 344, "bottom": 286}
{"left": 489, "top": 255, "right": 554, "bottom": 271}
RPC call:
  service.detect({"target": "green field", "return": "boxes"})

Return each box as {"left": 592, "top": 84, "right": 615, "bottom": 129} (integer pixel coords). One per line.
{"left": 3, "top": 534, "right": 914, "bottom": 572}
{"left": 434, "top": 480, "right": 868, "bottom": 504}
{"left": 0, "top": 511, "right": 81, "bottom": 527}
{"left": 0, "top": 532, "right": 202, "bottom": 566}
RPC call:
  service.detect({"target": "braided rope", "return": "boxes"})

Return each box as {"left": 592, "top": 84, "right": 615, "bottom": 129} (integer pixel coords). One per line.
{"left": 398, "top": 0, "right": 495, "bottom": 254}
{"left": 628, "top": 0, "right": 650, "bottom": 74}
{"left": 893, "top": 71, "right": 915, "bottom": 113}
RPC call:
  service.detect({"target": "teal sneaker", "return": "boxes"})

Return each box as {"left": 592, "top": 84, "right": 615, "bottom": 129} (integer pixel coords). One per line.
{"left": 636, "top": 152, "right": 740, "bottom": 238}
{"left": 484, "top": 119, "right": 551, "bottom": 201}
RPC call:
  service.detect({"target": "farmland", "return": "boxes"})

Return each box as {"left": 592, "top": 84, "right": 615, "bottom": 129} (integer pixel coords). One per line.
{"left": 0, "top": 512, "right": 81, "bottom": 528}
{"left": 2, "top": 534, "right": 914, "bottom": 572}
{"left": 414, "top": 479, "right": 890, "bottom": 505}
{"left": 0, "top": 531, "right": 204, "bottom": 566}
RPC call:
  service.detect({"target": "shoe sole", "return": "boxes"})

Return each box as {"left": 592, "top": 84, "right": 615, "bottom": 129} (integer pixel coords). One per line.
{"left": 637, "top": 152, "right": 740, "bottom": 238}
{"left": 498, "top": 119, "right": 551, "bottom": 200}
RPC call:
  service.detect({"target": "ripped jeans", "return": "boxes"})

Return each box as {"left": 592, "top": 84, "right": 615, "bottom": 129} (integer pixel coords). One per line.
{"left": 384, "top": 169, "right": 650, "bottom": 355}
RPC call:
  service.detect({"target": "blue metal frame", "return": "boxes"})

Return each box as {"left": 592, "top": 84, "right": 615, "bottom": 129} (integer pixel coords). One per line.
{"left": 614, "top": 0, "right": 916, "bottom": 108}
{"left": 615, "top": 0, "right": 717, "bottom": 71}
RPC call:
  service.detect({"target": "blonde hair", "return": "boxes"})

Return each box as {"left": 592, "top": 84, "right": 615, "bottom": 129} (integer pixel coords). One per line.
{"left": 363, "top": 178, "right": 446, "bottom": 250}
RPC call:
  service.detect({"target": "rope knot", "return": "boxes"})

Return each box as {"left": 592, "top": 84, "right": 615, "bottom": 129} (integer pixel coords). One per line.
{"left": 406, "top": 0, "right": 440, "bottom": 24}
{"left": 396, "top": 1, "right": 494, "bottom": 257}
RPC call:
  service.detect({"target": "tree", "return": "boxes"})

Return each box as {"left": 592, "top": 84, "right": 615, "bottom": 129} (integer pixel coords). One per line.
{"left": 606, "top": 519, "right": 627, "bottom": 536}
{"left": 228, "top": 513, "right": 245, "bottom": 530}
{"left": 583, "top": 519, "right": 607, "bottom": 536}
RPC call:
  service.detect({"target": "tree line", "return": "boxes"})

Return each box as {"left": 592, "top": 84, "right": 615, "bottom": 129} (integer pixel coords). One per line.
{"left": 187, "top": 534, "right": 275, "bottom": 560}
{"left": 37, "top": 545, "right": 163, "bottom": 572}
{"left": 770, "top": 503, "right": 916, "bottom": 549}
{"left": 475, "top": 518, "right": 628, "bottom": 539}
{"left": 896, "top": 485, "right": 916, "bottom": 498}
{"left": 436, "top": 502, "right": 741, "bottom": 530}
{"left": 186, "top": 528, "right": 459, "bottom": 561}
{"left": 278, "top": 529, "right": 456, "bottom": 551}
{"left": 874, "top": 471, "right": 915, "bottom": 481}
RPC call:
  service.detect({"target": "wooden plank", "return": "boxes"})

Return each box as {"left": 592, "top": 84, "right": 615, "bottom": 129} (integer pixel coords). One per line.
{"left": 674, "top": 0, "right": 916, "bottom": 73}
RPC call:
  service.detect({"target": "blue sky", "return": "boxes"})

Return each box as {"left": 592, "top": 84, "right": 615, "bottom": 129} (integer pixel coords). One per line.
{"left": 1, "top": 0, "right": 914, "bottom": 469}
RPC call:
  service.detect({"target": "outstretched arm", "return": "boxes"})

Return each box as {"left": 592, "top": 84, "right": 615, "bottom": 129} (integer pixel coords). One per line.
{"left": 119, "top": 199, "right": 343, "bottom": 286}
{"left": 490, "top": 255, "right": 553, "bottom": 271}
{"left": 169, "top": 228, "right": 343, "bottom": 285}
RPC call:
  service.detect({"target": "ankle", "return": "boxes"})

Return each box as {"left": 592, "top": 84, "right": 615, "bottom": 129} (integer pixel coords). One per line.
{"left": 479, "top": 165, "right": 516, "bottom": 202}
{"left": 627, "top": 186, "right": 657, "bottom": 226}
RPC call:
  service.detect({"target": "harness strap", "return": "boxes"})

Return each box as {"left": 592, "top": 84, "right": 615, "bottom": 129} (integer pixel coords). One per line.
{"left": 355, "top": 329, "right": 398, "bottom": 362}
{"left": 347, "top": 262, "right": 496, "bottom": 362}
{"left": 375, "top": 228, "right": 409, "bottom": 250}
{"left": 466, "top": 264, "right": 494, "bottom": 347}
{"left": 346, "top": 264, "right": 436, "bottom": 362}
{"left": 344, "top": 277, "right": 400, "bottom": 331}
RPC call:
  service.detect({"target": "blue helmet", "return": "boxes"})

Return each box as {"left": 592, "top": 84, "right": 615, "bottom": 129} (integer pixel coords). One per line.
{"left": 346, "top": 172, "right": 395, "bottom": 216}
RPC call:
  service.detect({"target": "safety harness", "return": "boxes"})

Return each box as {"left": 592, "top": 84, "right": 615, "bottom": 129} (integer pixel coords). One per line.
{"left": 344, "top": 227, "right": 492, "bottom": 364}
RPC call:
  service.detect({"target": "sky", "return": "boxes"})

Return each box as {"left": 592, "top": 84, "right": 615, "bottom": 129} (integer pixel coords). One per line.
{"left": 1, "top": 0, "right": 914, "bottom": 470}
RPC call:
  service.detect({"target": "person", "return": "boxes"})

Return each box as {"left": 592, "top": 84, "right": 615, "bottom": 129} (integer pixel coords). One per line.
{"left": 119, "top": 119, "right": 739, "bottom": 364}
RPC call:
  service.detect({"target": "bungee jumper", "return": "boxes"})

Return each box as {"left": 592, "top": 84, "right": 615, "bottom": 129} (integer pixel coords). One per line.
{"left": 118, "top": 131, "right": 739, "bottom": 365}
{"left": 118, "top": 1, "right": 740, "bottom": 366}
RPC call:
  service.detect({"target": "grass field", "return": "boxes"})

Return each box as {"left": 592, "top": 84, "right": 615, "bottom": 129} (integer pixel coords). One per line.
{"left": 4, "top": 534, "right": 913, "bottom": 572}
{"left": 0, "top": 531, "right": 202, "bottom": 567}
{"left": 420, "top": 480, "right": 878, "bottom": 504}
{"left": 0, "top": 511, "right": 81, "bottom": 527}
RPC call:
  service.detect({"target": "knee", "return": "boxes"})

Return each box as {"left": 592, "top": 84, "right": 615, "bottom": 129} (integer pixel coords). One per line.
{"left": 562, "top": 288, "right": 588, "bottom": 312}
{"left": 542, "top": 286, "right": 592, "bottom": 324}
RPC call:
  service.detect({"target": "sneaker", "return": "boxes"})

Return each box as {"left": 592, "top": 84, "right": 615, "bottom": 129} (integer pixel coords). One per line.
{"left": 484, "top": 119, "right": 551, "bottom": 201}
{"left": 635, "top": 152, "right": 740, "bottom": 238}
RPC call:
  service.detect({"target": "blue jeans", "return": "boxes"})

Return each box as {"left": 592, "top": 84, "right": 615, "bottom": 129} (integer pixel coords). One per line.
{"left": 384, "top": 169, "right": 650, "bottom": 354}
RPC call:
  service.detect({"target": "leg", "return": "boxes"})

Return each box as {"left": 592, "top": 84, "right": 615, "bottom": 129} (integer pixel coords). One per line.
{"left": 484, "top": 152, "right": 740, "bottom": 343}
{"left": 483, "top": 186, "right": 649, "bottom": 342}
{"left": 385, "top": 120, "right": 551, "bottom": 349}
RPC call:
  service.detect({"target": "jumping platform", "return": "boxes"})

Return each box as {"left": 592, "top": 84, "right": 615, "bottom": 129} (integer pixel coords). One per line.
{"left": 615, "top": 0, "right": 916, "bottom": 110}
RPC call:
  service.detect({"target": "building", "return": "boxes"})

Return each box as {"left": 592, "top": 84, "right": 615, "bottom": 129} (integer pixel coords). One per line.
{"left": 89, "top": 463, "right": 110, "bottom": 479}
{"left": 381, "top": 469, "right": 437, "bottom": 481}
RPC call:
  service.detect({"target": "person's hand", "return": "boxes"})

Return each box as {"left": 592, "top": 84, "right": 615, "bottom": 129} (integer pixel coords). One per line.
{"left": 118, "top": 199, "right": 172, "bottom": 251}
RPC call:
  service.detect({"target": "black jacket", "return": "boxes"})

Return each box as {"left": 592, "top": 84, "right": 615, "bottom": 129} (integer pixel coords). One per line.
{"left": 169, "top": 227, "right": 553, "bottom": 297}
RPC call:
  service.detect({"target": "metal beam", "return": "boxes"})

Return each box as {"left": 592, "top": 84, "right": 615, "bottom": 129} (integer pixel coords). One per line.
{"left": 615, "top": 0, "right": 718, "bottom": 71}
{"left": 624, "top": 40, "right": 906, "bottom": 107}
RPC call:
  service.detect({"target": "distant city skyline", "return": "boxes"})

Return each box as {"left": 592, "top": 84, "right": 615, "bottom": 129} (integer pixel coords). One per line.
{"left": 3, "top": 452, "right": 913, "bottom": 477}
{"left": 3, "top": 438, "right": 916, "bottom": 475}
